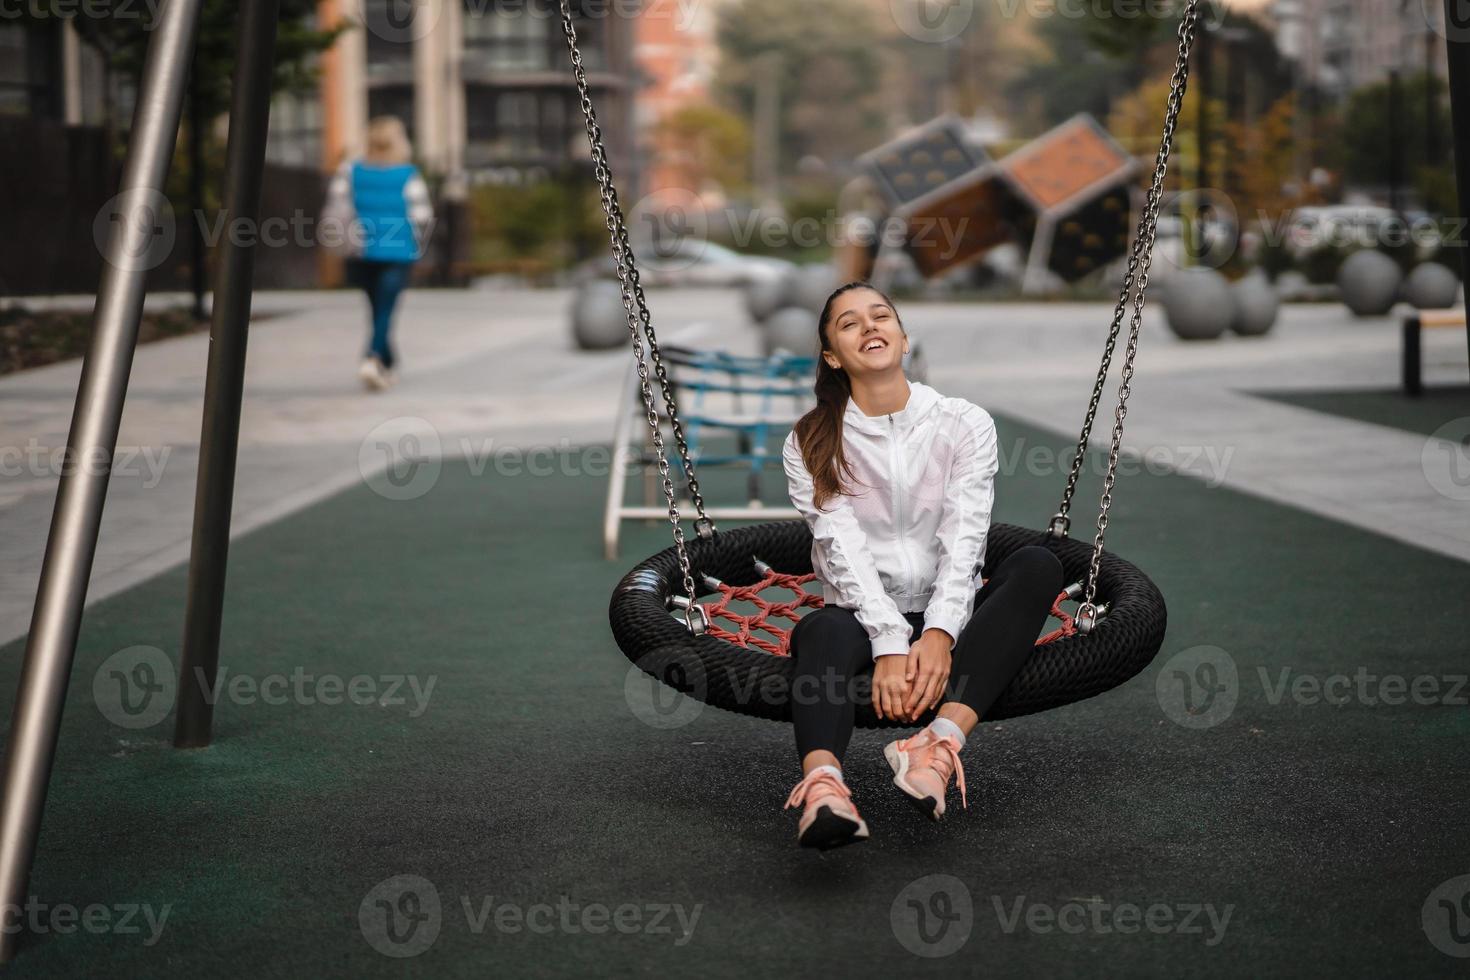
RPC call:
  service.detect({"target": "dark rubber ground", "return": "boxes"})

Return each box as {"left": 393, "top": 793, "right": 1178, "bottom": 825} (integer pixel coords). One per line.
{"left": 1252, "top": 384, "right": 1469, "bottom": 438}
{"left": 0, "top": 415, "right": 1466, "bottom": 977}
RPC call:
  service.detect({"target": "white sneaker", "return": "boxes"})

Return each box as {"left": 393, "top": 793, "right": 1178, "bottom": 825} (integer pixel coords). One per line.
{"left": 359, "top": 358, "right": 389, "bottom": 391}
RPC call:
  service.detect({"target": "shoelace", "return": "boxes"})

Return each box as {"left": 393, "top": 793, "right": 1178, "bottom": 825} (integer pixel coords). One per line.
{"left": 903, "top": 731, "right": 968, "bottom": 809}
{"left": 784, "top": 769, "right": 854, "bottom": 812}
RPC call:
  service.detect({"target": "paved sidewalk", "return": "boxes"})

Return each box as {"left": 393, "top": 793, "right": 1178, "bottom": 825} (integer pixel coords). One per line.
{"left": 1, "top": 286, "right": 1466, "bottom": 648}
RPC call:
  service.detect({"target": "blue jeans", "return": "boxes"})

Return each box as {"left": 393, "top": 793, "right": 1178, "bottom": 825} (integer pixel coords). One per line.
{"left": 348, "top": 258, "right": 412, "bottom": 369}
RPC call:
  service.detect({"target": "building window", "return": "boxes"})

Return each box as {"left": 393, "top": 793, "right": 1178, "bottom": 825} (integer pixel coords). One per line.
{"left": 266, "top": 94, "right": 324, "bottom": 169}
{"left": 364, "top": 0, "right": 416, "bottom": 77}
{"left": 465, "top": 87, "right": 579, "bottom": 169}
{"left": 463, "top": 0, "right": 607, "bottom": 73}
{"left": 465, "top": 0, "right": 552, "bottom": 71}
{"left": 0, "top": 23, "right": 60, "bottom": 119}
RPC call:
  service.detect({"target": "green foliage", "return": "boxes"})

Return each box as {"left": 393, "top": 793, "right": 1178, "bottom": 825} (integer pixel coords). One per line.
{"left": 1332, "top": 72, "right": 1451, "bottom": 189}
{"left": 471, "top": 176, "right": 605, "bottom": 267}
{"left": 1011, "top": 4, "right": 1295, "bottom": 137}
{"left": 1006, "top": 16, "right": 1119, "bottom": 127}
{"left": 1414, "top": 164, "right": 1460, "bottom": 217}
{"left": 1254, "top": 236, "right": 1295, "bottom": 283}
{"left": 1074, "top": 0, "right": 1190, "bottom": 63}
{"left": 655, "top": 104, "right": 752, "bottom": 194}
{"left": 1300, "top": 243, "right": 1349, "bottom": 285}
{"left": 712, "top": 0, "right": 886, "bottom": 171}
{"left": 20, "top": 1, "right": 341, "bottom": 124}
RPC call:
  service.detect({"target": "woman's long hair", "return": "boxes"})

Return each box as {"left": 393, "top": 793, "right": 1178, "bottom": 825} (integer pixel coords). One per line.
{"left": 792, "top": 280, "right": 903, "bottom": 511}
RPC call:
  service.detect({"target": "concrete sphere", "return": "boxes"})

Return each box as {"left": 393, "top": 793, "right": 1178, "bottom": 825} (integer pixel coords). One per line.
{"left": 570, "top": 280, "right": 628, "bottom": 350}
{"left": 1338, "top": 249, "right": 1403, "bottom": 317}
{"left": 762, "top": 306, "right": 817, "bottom": 358}
{"left": 1229, "top": 273, "right": 1281, "bottom": 337}
{"left": 744, "top": 275, "right": 791, "bottom": 322}
{"left": 1404, "top": 262, "right": 1460, "bottom": 310}
{"left": 788, "top": 263, "right": 841, "bottom": 314}
{"left": 1160, "top": 267, "right": 1232, "bottom": 340}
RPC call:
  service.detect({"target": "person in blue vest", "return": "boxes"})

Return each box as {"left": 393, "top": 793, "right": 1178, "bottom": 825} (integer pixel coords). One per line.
{"left": 324, "top": 116, "right": 434, "bottom": 391}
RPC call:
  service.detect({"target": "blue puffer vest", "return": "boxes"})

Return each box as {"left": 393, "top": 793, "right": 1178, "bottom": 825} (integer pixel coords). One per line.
{"left": 351, "top": 162, "right": 421, "bottom": 263}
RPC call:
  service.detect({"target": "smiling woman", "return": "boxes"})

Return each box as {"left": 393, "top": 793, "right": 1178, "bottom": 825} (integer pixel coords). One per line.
{"left": 776, "top": 282, "right": 1068, "bottom": 849}
{"left": 584, "top": 0, "right": 1175, "bottom": 854}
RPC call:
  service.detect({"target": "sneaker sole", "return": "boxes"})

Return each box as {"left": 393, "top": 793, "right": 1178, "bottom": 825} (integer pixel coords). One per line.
{"left": 884, "top": 742, "right": 944, "bottom": 821}
{"left": 798, "top": 806, "right": 870, "bottom": 851}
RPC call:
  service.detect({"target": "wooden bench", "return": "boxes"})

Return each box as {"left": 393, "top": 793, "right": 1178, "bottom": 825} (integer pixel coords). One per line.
{"left": 1402, "top": 308, "right": 1466, "bottom": 396}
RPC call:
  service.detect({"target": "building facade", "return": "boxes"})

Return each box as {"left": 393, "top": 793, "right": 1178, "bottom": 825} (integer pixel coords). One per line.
{"left": 1271, "top": 0, "right": 1448, "bottom": 99}
{"left": 315, "top": 0, "right": 639, "bottom": 188}
{"left": 632, "top": 0, "right": 721, "bottom": 195}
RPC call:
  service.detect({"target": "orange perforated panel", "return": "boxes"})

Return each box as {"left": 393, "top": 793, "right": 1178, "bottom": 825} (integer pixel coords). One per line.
{"left": 1003, "top": 118, "right": 1132, "bottom": 212}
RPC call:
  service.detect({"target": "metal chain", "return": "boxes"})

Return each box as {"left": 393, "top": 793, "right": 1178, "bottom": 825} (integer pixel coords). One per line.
{"left": 558, "top": 1, "right": 708, "bottom": 627}
{"left": 1053, "top": 0, "right": 1201, "bottom": 545}
{"left": 1073, "top": 0, "right": 1202, "bottom": 632}
{"left": 558, "top": 1, "right": 711, "bottom": 534}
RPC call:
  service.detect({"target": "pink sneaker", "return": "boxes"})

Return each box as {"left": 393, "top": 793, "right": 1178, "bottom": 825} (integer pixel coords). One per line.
{"left": 883, "top": 728, "right": 968, "bottom": 820}
{"left": 784, "top": 769, "right": 869, "bottom": 850}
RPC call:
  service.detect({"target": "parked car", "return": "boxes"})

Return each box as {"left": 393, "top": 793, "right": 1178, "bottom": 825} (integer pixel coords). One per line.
{"left": 1283, "top": 205, "right": 1398, "bottom": 256}
{"left": 572, "top": 238, "right": 796, "bottom": 288}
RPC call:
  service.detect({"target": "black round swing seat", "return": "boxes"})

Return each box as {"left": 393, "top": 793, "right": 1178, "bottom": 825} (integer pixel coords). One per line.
{"left": 610, "top": 521, "right": 1168, "bottom": 727}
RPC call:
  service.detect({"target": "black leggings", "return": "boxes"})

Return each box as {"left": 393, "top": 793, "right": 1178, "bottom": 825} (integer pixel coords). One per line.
{"left": 788, "top": 545, "right": 1065, "bottom": 761}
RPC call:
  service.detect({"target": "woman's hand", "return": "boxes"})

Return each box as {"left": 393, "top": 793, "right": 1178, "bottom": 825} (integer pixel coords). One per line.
{"left": 902, "top": 629, "right": 954, "bottom": 722}
{"left": 872, "top": 655, "right": 912, "bottom": 721}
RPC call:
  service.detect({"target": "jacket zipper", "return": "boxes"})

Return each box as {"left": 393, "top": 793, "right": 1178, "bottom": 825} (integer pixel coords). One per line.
{"left": 889, "top": 413, "right": 916, "bottom": 598}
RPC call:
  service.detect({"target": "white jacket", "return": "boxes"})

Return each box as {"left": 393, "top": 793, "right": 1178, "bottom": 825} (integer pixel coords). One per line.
{"left": 782, "top": 381, "right": 999, "bottom": 660}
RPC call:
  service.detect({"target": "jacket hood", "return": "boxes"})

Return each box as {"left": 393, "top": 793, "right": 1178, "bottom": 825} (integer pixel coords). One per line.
{"left": 842, "top": 381, "right": 942, "bottom": 436}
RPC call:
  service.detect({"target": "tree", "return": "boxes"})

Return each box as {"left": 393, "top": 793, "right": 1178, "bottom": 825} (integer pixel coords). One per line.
{"left": 1224, "top": 95, "right": 1311, "bottom": 221}
{"left": 652, "top": 104, "right": 752, "bottom": 196}
{"left": 1331, "top": 72, "right": 1451, "bottom": 193}
{"left": 712, "top": 0, "right": 886, "bottom": 175}
{"left": 1006, "top": 15, "right": 1125, "bottom": 129}
{"left": 23, "top": 1, "right": 341, "bottom": 128}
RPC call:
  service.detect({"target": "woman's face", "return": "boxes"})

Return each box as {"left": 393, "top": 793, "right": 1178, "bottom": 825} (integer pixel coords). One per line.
{"left": 821, "top": 288, "right": 908, "bottom": 378}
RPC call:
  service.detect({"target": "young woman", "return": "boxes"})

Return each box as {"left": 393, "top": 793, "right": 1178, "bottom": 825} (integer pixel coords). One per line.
{"left": 323, "top": 116, "right": 434, "bottom": 391}
{"left": 779, "top": 281, "right": 1064, "bottom": 850}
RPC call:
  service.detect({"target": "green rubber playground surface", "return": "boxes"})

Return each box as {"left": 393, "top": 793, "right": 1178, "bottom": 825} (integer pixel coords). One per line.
{"left": 1253, "top": 385, "right": 1470, "bottom": 438}
{"left": 1, "top": 414, "right": 1467, "bottom": 977}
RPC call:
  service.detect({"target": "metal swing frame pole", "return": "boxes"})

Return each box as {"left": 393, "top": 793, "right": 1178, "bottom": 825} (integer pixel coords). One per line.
{"left": 173, "top": 0, "right": 282, "bottom": 749}
{"left": 1443, "top": 1, "right": 1470, "bottom": 371}
{"left": 0, "top": 0, "right": 203, "bottom": 961}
